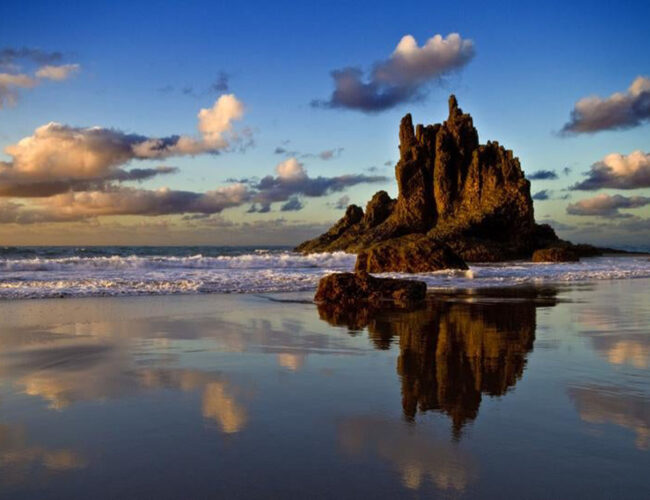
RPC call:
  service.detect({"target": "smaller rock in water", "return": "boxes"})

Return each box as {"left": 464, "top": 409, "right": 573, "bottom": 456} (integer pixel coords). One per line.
{"left": 314, "top": 272, "right": 427, "bottom": 305}
{"left": 355, "top": 235, "right": 468, "bottom": 273}
{"left": 532, "top": 247, "right": 579, "bottom": 262}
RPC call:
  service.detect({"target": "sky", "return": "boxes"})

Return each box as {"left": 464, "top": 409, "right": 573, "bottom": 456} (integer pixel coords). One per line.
{"left": 0, "top": 0, "right": 649, "bottom": 247}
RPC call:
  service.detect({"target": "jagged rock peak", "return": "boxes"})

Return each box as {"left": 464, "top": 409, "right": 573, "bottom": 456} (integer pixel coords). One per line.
{"left": 448, "top": 94, "right": 459, "bottom": 115}
{"left": 296, "top": 95, "right": 578, "bottom": 262}
{"left": 399, "top": 113, "right": 416, "bottom": 151}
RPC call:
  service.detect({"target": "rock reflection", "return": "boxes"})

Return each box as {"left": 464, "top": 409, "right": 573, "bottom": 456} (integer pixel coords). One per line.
{"left": 320, "top": 288, "right": 557, "bottom": 436}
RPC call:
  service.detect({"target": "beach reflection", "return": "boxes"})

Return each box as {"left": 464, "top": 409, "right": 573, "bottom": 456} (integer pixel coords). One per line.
{"left": 319, "top": 289, "right": 556, "bottom": 436}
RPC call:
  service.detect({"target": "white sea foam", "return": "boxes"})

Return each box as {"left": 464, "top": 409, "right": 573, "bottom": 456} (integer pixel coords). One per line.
{"left": 0, "top": 251, "right": 648, "bottom": 299}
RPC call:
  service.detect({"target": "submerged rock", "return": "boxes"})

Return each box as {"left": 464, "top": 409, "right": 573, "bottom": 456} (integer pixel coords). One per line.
{"left": 297, "top": 95, "right": 588, "bottom": 264}
{"left": 532, "top": 247, "right": 579, "bottom": 262}
{"left": 355, "top": 235, "right": 468, "bottom": 273}
{"left": 314, "top": 272, "right": 426, "bottom": 305}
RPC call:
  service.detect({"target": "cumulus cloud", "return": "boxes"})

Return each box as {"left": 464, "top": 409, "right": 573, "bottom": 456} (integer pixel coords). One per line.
{"left": 273, "top": 144, "right": 343, "bottom": 161}
{"left": 312, "top": 148, "right": 344, "bottom": 160}
{"left": 0, "top": 72, "right": 38, "bottom": 107}
{"left": 210, "top": 71, "right": 230, "bottom": 93}
{"left": 0, "top": 166, "right": 178, "bottom": 198}
{"left": 159, "top": 71, "right": 231, "bottom": 98}
{"left": 312, "top": 33, "right": 475, "bottom": 112}
{"left": 566, "top": 194, "right": 650, "bottom": 218}
{"left": 280, "top": 196, "right": 304, "bottom": 211}
{"left": 532, "top": 190, "right": 570, "bottom": 201}
{"left": 35, "top": 64, "right": 80, "bottom": 81}
{"left": 134, "top": 94, "right": 247, "bottom": 157}
{"left": 561, "top": 76, "right": 650, "bottom": 134}
{"left": 0, "top": 48, "right": 80, "bottom": 108}
{"left": 333, "top": 194, "right": 350, "bottom": 209}
{"left": 1, "top": 154, "right": 384, "bottom": 223}
{"left": 532, "top": 189, "right": 550, "bottom": 201}
{"left": 0, "top": 47, "right": 63, "bottom": 69}
{"left": 1, "top": 184, "right": 251, "bottom": 223}
{"left": 572, "top": 150, "right": 650, "bottom": 190}
{"left": 528, "top": 169, "right": 558, "bottom": 180}
{"left": 244, "top": 158, "right": 388, "bottom": 213}
{"left": 0, "top": 95, "right": 247, "bottom": 196}
{"left": 0, "top": 200, "right": 82, "bottom": 224}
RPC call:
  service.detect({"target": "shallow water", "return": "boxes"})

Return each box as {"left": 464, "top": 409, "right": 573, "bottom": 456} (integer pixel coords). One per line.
{"left": 0, "top": 279, "right": 648, "bottom": 498}
{"left": 1, "top": 245, "right": 649, "bottom": 298}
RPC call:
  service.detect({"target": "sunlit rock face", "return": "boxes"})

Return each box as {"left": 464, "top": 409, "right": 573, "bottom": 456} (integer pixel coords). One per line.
{"left": 318, "top": 289, "right": 556, "bottom": 436}
{"left": 314, "top": 271, "right": 427, "bottom": 305}
{"left": 297, "top": 95, "right": 572, "bottom": 262}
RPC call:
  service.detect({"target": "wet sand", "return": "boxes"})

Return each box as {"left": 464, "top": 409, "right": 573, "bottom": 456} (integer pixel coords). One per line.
{"left": 0, "top": 279, "right": 648, "bottom": 499}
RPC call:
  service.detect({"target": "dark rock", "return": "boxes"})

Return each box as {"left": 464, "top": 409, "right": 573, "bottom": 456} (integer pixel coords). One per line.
{"left": 314, "top": 272, "right": 426, "bottom": 305}
{"left": 355, "top": 235, "right": 468, "bottom": 273}
{"left": 296, "top": 204, "right": 363, "bottom": 254}
{"left": 363, "top": 190, "right": 395, "bottom": 228}
{"left": 532, "top": 247, "right": 579, "bottom": 262}
{"left": 297, "top": 95, "right": 585, "bottom": 263}
{"left": 572, "top": 244, "right": 604, "bottom": 258}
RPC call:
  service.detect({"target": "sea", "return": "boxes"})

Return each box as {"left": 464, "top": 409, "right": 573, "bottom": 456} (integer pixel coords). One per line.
{"left": 1, "top": 245, "right": 649, "bottom": 299}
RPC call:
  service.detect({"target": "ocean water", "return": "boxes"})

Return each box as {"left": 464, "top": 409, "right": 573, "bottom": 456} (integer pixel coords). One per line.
{"left": 1, "top": 245, "right": 649, "bottom": 299}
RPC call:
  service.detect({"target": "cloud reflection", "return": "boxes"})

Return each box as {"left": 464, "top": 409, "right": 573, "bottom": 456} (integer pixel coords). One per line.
{"left": 0, "top": 423, "right": 86, "bottom": 486}
{"left": 569, "top": 385, "right": 650, "bottom": 450}
{"left": 339, "top": 417, "right": 476, "bottom": 491}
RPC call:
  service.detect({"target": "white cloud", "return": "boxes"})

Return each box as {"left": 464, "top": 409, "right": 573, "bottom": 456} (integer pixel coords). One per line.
{"left": 0, "top": 62, "right": 80, "bottom": 108}
{"left": 566, "top": 193, "right": 650, "bottom": 217}
{"left": 1, "top": 95, "right": 248, "bottom": 196}
{"left": 572, "top": 150, "right": 650, "bottom": 190}
{"left": 132, "top": 94, "right": 246, "bottom": 158}
{"left": 275, "top": 157, "right": 307, "bottom": 179}
{"left": 198, "top": 93, "right": 245, "bottom": 146}
{"left": 313, "top": 33, "right": 475, "bottom": 112}
{"left": 0, "top": 72, "right": 39, "bottom": 107}
{"left": 35, "top": 63, "right": 80, "bottom": 81}
{"left": 562, "top": 76, "right": 650, "bottom": 133}
{"left": 375, "top": 33, "right": 475, "bottom": 86}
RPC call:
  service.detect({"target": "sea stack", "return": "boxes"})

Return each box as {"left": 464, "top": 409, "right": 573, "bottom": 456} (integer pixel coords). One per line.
{"left": 297, "top": 95, "right": 590, "bottom": 266}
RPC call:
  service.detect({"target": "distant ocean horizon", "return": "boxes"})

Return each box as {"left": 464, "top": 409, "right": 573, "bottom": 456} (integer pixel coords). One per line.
{"left": 0, "top": 245, "right": 649, "bottom": 300}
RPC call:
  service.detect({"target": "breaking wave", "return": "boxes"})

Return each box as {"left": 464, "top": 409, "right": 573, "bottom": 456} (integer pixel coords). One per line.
{"left": 0, "top": 247, "right": 648, "bottom": 299}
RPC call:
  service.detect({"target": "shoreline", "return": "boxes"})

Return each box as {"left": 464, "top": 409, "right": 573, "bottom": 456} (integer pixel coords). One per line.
{"left": 1, "top": 250, "right": 648, "bottom": 301}
{"left": 0, "top": 275, "right": 648, "bottom": 305}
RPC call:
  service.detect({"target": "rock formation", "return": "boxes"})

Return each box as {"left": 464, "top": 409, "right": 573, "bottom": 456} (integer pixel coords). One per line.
{"left": 297, "top": 95, "right": 592, "bottom": 264}
{"left": 314, "top": 271, "right": 426, "bottom": 306}
{"left": 355, "top": 235, "right": 468, "bottom": 273}
{"left": 532, "top": 246, "right": 579, "bottom": 263}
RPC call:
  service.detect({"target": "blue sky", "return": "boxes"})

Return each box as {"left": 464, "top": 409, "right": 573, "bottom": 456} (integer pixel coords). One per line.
{"left": 1, "top": 0, "right": 649, "bottom": 246}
